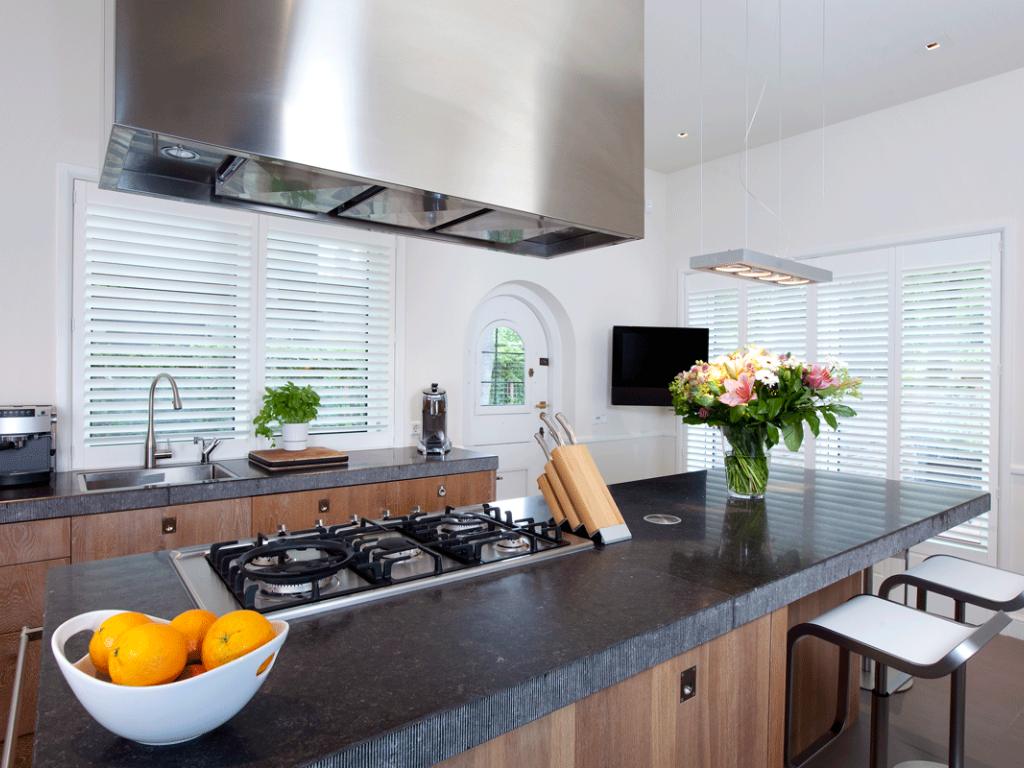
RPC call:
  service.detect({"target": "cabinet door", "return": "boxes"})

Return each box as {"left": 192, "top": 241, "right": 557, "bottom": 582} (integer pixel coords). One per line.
{"left": 70, "top": 498, "right": 251, "bottom": 562}
{"left": 442, "top": 471, "right": 497, "bottom": 508}
{"left": 0, "top": 518, "right": 70, "bottom": 567}
{"left": 0, "top": 559, "right": 70, "bottom": 634}
{"left": 387, "top": 476, "right": 450, "bottom": 515}
{"left": 251, "top": 482, "right": 391, "bottom": 534}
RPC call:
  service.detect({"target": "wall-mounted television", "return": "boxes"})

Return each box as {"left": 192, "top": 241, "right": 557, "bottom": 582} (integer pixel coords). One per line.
{"left": 611, "top": 326, "right": 710, "bottom": 406}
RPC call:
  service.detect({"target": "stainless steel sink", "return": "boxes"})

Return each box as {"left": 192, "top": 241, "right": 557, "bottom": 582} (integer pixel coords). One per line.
{"left": 78, "top": 463, "right": 238, "bottom": 492}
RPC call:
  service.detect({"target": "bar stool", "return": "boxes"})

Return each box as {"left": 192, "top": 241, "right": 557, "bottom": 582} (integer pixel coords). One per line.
{"left": 784, "top": 594, "right": 1009, "bottom": 768}
{"left": 877, "top": 556, "right": 1024, "bottom": 767}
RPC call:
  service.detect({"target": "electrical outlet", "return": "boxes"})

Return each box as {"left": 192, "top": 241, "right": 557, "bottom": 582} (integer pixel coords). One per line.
{"left": 593, "top": 414, "right": 608, "bottom": 425}
{"left": 411, "top": 422, "right": 421, "bottom": 436}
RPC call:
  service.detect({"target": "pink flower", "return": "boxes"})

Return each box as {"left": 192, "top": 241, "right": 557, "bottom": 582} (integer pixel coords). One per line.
{"left": 698, "top": 406, "right": 710, "bottom": 419}
{"left": 804, "top": 364, "right": 835, "bottom": 390}
{"left": 719, "top": 373, "right": 757, "bottom": 406}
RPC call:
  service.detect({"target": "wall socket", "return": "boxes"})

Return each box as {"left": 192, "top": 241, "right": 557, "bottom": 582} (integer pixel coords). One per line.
{"left": 593, "top": 414, "right": 608, "bottom": 425}
{"left": 411, "top": 422, "right": 421, "bottom": 436}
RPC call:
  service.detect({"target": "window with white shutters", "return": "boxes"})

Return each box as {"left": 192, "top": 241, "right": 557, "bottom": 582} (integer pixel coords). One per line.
{"left": 748, "top": 285, "right": 808, "bottom": 469}
{"left": 684, "top": 287, "right": 740, "bottom": 470}
{"left": 815, "top": 273, "right": 889, "bottom": 478}
{"left": 74, "top": 183, "right": 254, "bottom": 454}
{"left": 264, "top": 223, "right": 394, "bottom": 437}
{"left": 899, "top": 254, "right": 994, "bottom": 549}
{"left": 682, "top": 231, "right": 1000, "bottom": 557}
{"left": 71, "top": 181, "right": 398, "bottom": 467}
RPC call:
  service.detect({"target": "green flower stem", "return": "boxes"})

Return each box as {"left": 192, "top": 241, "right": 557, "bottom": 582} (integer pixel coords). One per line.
{"left": 722, "top": 425, "right": 770, "bottom": 498}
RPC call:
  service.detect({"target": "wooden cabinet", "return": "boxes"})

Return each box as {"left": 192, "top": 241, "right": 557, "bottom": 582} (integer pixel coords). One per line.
{"left": 251, "top": 482, "right": 391, "bottom": 534}
{"left": 70, "top": 498, "right": 251, "bottom": 562}
{"left": 440, "top": 471, "right": 497, "bottom": 509}
{"left": 0, "top": 519, "right": 71, "bottom": 752}
{"left": 439, "top": 573, "right": 861, "bottom": 768}
{"left": 441, "top": 614, "right": 772, "bottom": 768}
{"left": 250, "top": 470, "right": 497, "bottom": 533}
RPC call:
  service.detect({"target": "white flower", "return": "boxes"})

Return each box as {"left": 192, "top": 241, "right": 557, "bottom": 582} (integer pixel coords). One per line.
{"left": 754, "top": 369, "right": 779, "bottom": 387}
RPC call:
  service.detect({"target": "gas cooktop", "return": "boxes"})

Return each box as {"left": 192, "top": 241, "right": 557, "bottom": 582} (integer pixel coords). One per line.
{"left": 170, "top": 499, "right": 593, "bottom": 621}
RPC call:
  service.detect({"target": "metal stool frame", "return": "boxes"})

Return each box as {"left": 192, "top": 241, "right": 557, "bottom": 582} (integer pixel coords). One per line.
{"left": 784, "top": 596, "right": 1009, "bottom": 768}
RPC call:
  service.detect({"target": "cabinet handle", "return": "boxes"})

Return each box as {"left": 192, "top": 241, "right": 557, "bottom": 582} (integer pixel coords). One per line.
{"left": 161, "top": 516, "right": 177, "bottom": 534}
{"left": 2, "top": 626, "right": 42, "bottom": 768}
{"left": 680, "top": 666, "right": 697, "bottom": 702}
{"left": 437, "top": 484, "right": 447, "bottom": 497}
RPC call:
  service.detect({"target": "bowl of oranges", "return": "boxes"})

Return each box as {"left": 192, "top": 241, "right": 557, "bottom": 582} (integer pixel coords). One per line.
{"left": 51, "top": 607, "right": 288, "bottom": 745}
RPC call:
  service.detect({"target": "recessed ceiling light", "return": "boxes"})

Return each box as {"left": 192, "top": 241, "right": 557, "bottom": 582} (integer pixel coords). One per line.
{"left": 160, "top": 144, "right": 198, "bottom": 160}
{"left": 677, "top": 131, "right": 689, "bottom": 139}
{"left": 925, "top": 41, "right": 941, "bottom": 51}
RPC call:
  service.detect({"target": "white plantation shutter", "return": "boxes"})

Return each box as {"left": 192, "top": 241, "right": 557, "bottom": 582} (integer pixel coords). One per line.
{"left": 263, "top": 224, "right": 394, "bottom": 436}
{"left": 747, "top": 285, "right": 809, "bottom": 468}
{"left": 815, "top": 273, "right": 889, "bottom": 477}
{"left": 75, "top": 183, "right": 253, "bottom": 447}
{"left": 682, "top": 231, "right": 999, "bottom": 557}
{"left": 684, "top": 288, "right": 740, "bottom": 470}
{"left": 899, "top": 257, "right": 994, "bottom": 549}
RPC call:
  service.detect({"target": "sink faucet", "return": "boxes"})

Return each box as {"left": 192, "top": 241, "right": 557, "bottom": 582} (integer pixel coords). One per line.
{"left": 144, "top": 373, "right": 182, "bottom": 468}
{"left": 194, "top": 436, "right": 222, "bottom": 464}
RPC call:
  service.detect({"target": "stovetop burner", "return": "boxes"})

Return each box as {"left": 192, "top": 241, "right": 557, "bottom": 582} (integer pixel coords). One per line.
{"left": 184, "top": 501, "right": 593, "bottom": 620}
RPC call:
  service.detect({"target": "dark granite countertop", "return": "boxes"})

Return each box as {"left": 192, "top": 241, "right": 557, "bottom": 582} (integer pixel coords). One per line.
{"left": 33, "top": 468, "right": 988, "bottom": 768}
{"left": 0, "top": 447, "right": 497, "bottom": 524}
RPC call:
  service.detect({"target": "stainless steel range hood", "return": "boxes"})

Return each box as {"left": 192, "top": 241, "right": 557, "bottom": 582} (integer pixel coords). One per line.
{"left": 100, "top": 0, "right": 644, "bottom": 258}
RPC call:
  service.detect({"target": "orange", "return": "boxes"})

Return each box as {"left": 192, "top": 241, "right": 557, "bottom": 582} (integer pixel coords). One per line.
{"left": 108, "top": 623, "right": 188, "bottom": 686}
{"left": 177, "top": 663, "right": 207, "bottom": 681}
{"left": 170, "top": 608, "right": 217, "bottom": 663}
{"left": 201, "top": 610, "right": 276, "bottom": 670}
{"left": 88, "top": 612, "right": 151, "bottom": 677}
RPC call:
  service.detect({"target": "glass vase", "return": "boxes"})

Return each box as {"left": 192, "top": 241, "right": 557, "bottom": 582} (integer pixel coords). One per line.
{"left": 721, "top": 425, "right": 771, "bottom": 500}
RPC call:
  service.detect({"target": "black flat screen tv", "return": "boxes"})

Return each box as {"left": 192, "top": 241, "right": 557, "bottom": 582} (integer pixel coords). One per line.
{"left": 611, "top": 326, "right": 710, "bottom": 406}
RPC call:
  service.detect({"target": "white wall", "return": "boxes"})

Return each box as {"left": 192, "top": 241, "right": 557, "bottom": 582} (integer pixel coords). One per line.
{"left": 401, "top": 169, "right": 677, "bottom": 484}
{"left": 0, "top": 0, "right": 678, "bottom": 485}
{"left": 0, "top": 0, "right": 107, "bottom": 403}
{"left": 666, "top": 67, "right": 1024, "bottom": 575}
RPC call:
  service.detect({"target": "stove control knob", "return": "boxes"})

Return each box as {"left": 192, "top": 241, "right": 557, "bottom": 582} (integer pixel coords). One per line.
{"left": 382, "top": 509, "right": 391, "bottom": 519}
{"left": 316, "top": 518, "right": 325, "bottom": 528}
{"left": 277, "top": 523, "right": 288, "bottom": 535}
{"left": 438, "top": 484, "right": 447, "bottom": 498}
{"left": 350, "top": 514, "right": 359, "bottom": 523}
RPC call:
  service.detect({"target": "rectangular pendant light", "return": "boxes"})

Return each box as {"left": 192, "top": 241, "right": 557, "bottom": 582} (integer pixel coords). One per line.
{"left": 689, "top": 248, "right": 832, "bottom": 286}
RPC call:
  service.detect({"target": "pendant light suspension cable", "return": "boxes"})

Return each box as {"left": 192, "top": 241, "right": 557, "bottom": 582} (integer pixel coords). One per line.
{"left": 778, "top": 0, "right": 784, "bottom": 257}
{"left": 698, "top": 0, "right": 704, "bottom": 257}
{"left": 744, "top": 0, "right": 750, "bottom": 250}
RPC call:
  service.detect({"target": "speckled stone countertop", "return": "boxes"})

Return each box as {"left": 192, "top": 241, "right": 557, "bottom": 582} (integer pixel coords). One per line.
{"left": 0, "top": 447, "right": 497, "bottom": 524}
{"left": 32, "top": 468, "right": 988, "bottom": 768}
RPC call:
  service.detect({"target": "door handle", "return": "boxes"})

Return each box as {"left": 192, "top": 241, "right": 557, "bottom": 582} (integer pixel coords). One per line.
{"left": 534, "top": 401, "right": 548, "bottom": 409}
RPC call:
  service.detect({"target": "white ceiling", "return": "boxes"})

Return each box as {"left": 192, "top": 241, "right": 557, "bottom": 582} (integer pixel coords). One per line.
{"left": 645, "top": 0, "right": 1024, "bottom": 173}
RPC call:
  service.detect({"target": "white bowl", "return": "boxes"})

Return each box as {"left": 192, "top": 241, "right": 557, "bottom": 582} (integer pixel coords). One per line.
{"left": 51, "top": 609, "right": 289, "bottom": 745}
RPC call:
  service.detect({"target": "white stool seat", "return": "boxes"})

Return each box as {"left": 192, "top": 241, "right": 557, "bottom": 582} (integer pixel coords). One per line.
{"left": 808, "top": 595, "right": 975, "bottom": 670}
{"left": 903, "top": 555, "right": 1024, "bottom": 607}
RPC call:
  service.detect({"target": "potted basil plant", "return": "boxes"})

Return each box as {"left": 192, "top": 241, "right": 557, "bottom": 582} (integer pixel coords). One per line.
{"left": 253, "top": 382, "right": 321, "bottom": 451}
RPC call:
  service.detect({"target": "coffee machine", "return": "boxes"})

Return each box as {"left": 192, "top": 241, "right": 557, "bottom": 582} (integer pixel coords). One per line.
{"left": 417, "top": 384, "right": 452, "bottom": 455}
{"left": 0, "top": 406, "right": 56, "bottom": 487}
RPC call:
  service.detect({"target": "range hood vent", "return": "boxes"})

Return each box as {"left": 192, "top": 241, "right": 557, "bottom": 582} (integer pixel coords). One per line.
{"left": 100, "top": 1, "right": 644, "bottom": 258}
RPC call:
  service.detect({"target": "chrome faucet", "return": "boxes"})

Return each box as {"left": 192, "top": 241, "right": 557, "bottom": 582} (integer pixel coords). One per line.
{"left": 194, "top": 436, "right": 222, "bottom": 464}
{"left": 144, "top": 373, "right": 182, "bottom": 468}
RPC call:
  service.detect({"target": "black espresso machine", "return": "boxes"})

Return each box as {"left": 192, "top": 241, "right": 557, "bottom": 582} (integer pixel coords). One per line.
{"left": 0, "top": 406, "right": 56, "bottom": 486}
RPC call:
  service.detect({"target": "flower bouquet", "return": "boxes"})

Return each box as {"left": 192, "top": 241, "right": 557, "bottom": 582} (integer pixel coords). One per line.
{"left": 670, "top": 347, "right": 860, "bottom": 499}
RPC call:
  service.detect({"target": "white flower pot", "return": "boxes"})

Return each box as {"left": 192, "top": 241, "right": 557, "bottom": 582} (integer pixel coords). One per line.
{"left": 281, "top": 422, "right": 309, "bottom": 451}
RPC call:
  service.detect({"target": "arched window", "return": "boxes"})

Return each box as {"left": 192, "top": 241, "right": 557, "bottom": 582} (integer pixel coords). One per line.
{"left": 478, "top": 324, "right": 526, "bottom": 406}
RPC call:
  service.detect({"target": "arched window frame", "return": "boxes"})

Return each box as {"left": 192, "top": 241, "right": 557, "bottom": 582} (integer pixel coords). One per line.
{"left": 474, "top": 320, "right": 531, "bottom": 416}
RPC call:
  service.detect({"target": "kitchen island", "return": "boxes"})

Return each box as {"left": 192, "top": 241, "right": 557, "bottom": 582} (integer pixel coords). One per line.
{"left": 31, "top": 468, "right": 988, "bottom": 767}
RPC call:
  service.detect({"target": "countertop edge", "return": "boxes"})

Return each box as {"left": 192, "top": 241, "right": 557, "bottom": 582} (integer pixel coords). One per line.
{"left": 0, "top": 452, "right": 498, "bottom": 524}
{"left": 307, "top": 490, "right": 991, "bottom": 768}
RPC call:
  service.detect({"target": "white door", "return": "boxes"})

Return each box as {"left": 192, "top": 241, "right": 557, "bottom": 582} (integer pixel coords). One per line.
{"left": 467, "top": 295, "right": 551, "bottom": 500}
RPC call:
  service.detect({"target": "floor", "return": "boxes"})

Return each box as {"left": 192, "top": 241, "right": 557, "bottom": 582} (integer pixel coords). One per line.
{"left": 805, "top": 635, "right": 1024, "bottom": 768}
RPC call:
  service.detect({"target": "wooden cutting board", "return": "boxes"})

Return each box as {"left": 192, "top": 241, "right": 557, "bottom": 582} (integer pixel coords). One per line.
{"left": 248, "top": 447, "right": 349, "bottom": 471}
{"left": 550, "top": 444, "right": 624, "bottom": 535}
